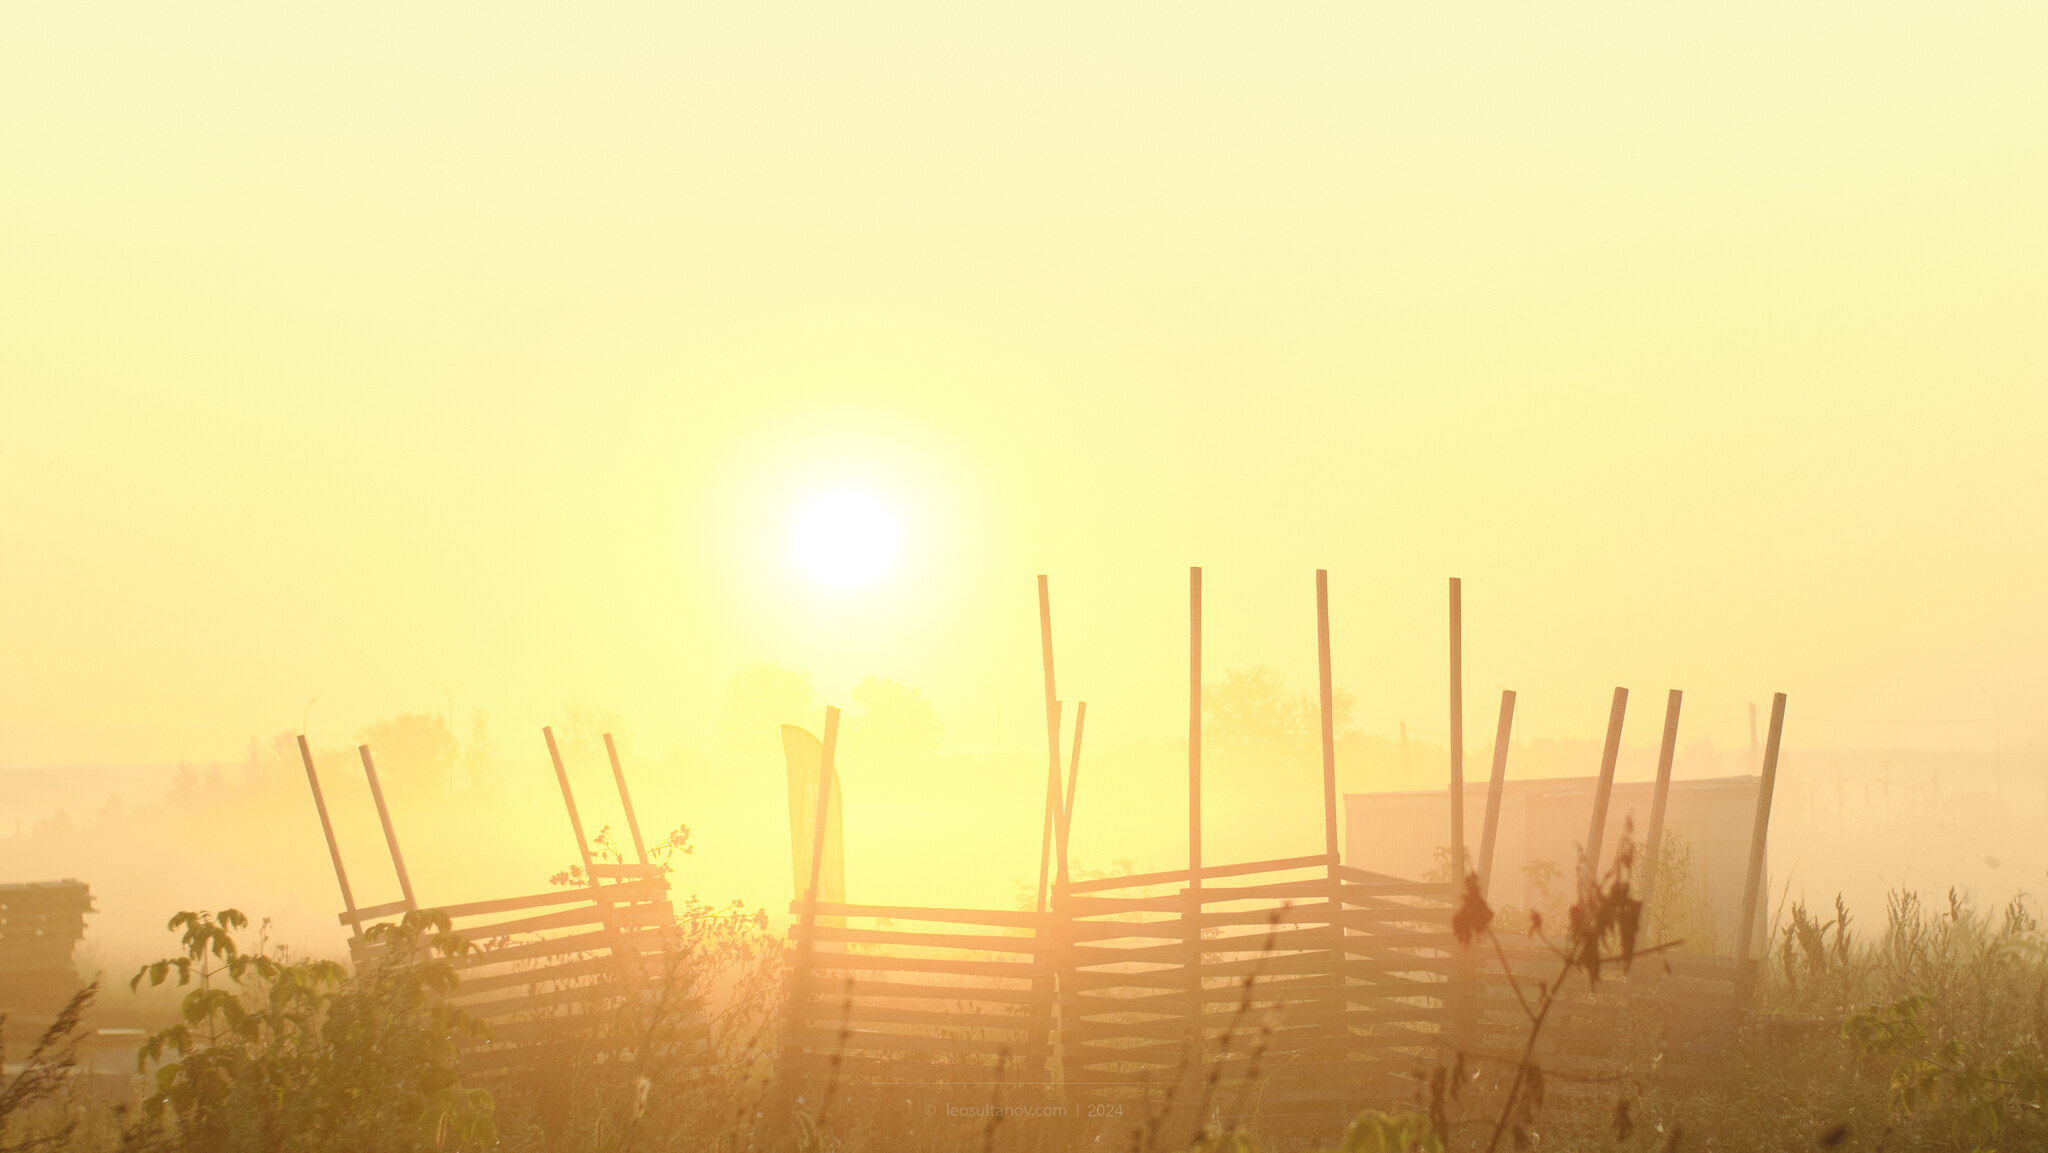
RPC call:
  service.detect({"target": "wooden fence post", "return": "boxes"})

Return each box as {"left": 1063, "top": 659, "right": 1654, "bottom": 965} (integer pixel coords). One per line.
{"left": 1476, "top": 691, "right": 1517, "bottom": 898}
{"left": 1583, "top": 688, "right": 1629, "bottom": 883}
{"left": 1734, "top": 694, "right": 1787, "bottom": 967}
{"left": 358, "top": 745, "right": 417, "bottom": 912}
{"left": 1317, "top": 570, "right": 1340, "bottom": 864}
{"left": 788, "top": 706, "right": 843, "bottom": 1069}
{"left": 1448, "top": 578, "right": 1465, "bottom": 880}
{"left": 1189, "top": 567, "right": 1203, "bottom": 882}
{"left": 1187, "top": 566, "right": 1204, "bottom": 1062}
{"left": 1049, "top": 699, "right": 1086, "bottom": 1087}
{"left": 1037, "top": 575, "right": 1064, "bottom": 916}
{"left": 603, "top": 733, "right": 650, "bottom": 866}
{"left": 1057, "top": 702, "right": 1086, "bottom": 890}
{"left": 298, "top": 736, "right": 362, "bottom": 938}
{"left": 544, "top": 727, "right": 600, "bottom": 890}
{"left": 1639, "top": 691, "right": 1683, "bottom": 911}
{"left": 1316, "top": 569, "right": 1351, "bottom": 1061}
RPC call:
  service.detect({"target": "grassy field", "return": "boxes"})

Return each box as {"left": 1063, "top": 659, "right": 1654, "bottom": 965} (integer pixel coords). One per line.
{"left": 6, "top": 866, "right": 2046, "bottom": 1153}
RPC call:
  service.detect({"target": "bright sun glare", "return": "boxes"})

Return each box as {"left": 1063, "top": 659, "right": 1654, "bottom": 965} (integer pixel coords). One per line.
{"left": 791, "top": 489, "right": 901, "bottom": 590}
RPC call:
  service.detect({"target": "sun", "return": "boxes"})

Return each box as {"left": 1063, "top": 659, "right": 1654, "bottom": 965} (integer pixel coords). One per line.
{"left": 791, "top": 489, "right": 901, "bottom": 590}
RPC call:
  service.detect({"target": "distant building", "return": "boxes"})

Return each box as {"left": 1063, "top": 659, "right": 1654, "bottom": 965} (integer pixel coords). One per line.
{"left": 1345, "top": 776, "right": 1761, "bottom": 953}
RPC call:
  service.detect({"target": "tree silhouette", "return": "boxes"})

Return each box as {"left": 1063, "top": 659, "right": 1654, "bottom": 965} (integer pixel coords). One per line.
{"left": 1204, "top": 664, "right": 1355, "bottom": 752}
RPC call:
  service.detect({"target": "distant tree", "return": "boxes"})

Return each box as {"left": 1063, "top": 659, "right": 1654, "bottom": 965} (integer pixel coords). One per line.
{"left": 847, "top": 676, "right": 941, "bottom": 760}
{"left": 1204, "top": 664, "right": 1356, "bottom": 752}
{"left": 718, "top": 664, "right": 817, "bottom": 760}
{"left": 551, "top": 701, "right": 630, "bottom": 769}
{"left": 458, "top": 711, "right": 492, "bottom": 791}
{"left": 354, "top": 714, "right": 458, "bottom": 797}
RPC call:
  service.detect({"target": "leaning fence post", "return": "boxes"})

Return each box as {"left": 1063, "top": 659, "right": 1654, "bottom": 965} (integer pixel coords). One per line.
{"left": 358, "top": 745, "right": 417, "bottom": 912}
{"left": 544, "top": 727, "right": 600, "bottom": 891}
{"left": 1316, "top": 570, "right": 1350, "bottom": 1061}
{"left": 1734, "top": 694, "right": 1787, "bottom": 969}
{"left": 1583, "top": 688, "right": 1629, "bottom": 882}
{"left": 1638, "top": 690, "right": 1683, "bottom": 913}
{"left": 1057, "top": 702, "right": 1086, "bottom": 889}
{"left": 1317, "top": 571, "right": 1341, "bottom": 865}
{"left": 299, "top": 736, "right": 362, "bottom": 939}
{"left": 1032, "top": 697, "right": 1064, "bottom": 1080}
{"left": 1036, "top": 575, "right": 1064, "bottom": 916}
{"left": 603, "top": 733, "right": 650, "bottom": 867}
{"left": 1475, "top": 691, "right": 1517, "bottom": 898}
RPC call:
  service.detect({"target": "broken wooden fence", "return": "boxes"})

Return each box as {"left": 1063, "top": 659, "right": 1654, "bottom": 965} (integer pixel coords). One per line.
{"left": 302, "top": 727, "right": 693, "bottom": 1076}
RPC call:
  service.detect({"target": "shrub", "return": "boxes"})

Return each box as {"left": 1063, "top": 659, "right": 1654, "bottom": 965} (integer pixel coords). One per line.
{"left": 124, "top": 909, "right": 494, "bottom": 1153}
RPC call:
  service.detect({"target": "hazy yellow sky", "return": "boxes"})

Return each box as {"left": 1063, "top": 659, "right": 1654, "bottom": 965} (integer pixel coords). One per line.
{"left": 4, "top": 4, "right": 2045, "bottom": 769}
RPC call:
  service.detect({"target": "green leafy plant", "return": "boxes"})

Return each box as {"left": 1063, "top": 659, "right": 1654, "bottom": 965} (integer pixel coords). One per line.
{"left": 1320, "top": 1111, "right": 1443, "bottom": 1153}
{"left": 125, "top": 908, "right": 495, "bottom": 1153}
{"left": 1846, "top": 993, "right": 2047, "bottom": 1146}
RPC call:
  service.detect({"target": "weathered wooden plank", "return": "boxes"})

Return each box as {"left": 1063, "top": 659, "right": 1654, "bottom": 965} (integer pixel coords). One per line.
{"left": 443, "top": 879, "right": 669, "bottom": 922}
{"left": 781, "top": 1053, "right": 1013, "bottom": 1081}
{"left": 798, "top": 924, "right": 1049, "bottom": 955}
{"left": 787, "top": 900, "right": 1049, "bottom": 930}
{"left": 802, "top": 953, "right": 1042, "bottom": 981}
{"left": 799, "top": 978, "right": 1045, "bottom": 1006}
{"left": 458, "top": 954, "right": 622, "bottom": 997}
{"left": 461, "top": 900, "right": 672, "bottom": 940}
{"left": 793, "top": 1028, "right": 1034, "bottom": 1059}
{"left": 337, "top": 898, "right": 411, "bottom": 925}
{"left": 448, "top": 928, "right": 617, "bottom": 970}
{"left": 1057, "top": 854, "right": 1333, "bottom": 896}
{"left": 793, "top": 1003, "right": 1039, "bottom": 1032}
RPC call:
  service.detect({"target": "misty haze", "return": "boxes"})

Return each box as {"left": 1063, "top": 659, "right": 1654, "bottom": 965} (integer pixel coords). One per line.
{"left": 4, "top": 6, "right": 2046, "bottom": 1153}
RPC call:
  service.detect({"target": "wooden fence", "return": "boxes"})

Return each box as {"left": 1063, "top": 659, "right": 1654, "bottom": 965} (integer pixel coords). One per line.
{"left": 304, "top": 728, "right": 697, "bottom": 1076}
{"left": 294, "top": 565, "right": 1778, "bottom": 1125}
{"left": 778, "top": 568, "right": 1780, "bottom": 1132}
{"left": 781, "top": 853, "right": 1465, "bottom": 1127}
{"left": 343, "top": 865, "right": 680, "bottom": 1074}
{"left": 781, "top": 900, "right": 1051, "bottom": 1085}
{"left": 781, "top": 861, "right": 1749, "bottom": 1126}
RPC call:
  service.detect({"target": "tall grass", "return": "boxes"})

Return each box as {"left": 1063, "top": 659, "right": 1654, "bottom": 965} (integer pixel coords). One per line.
{"left": 10, "top": 874, "right": 2046, "bottom": 1152}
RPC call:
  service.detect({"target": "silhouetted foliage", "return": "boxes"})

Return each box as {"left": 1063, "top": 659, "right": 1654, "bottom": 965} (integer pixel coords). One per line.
{"left": 123, "top": 909, "right": 493, "bottom": 1153}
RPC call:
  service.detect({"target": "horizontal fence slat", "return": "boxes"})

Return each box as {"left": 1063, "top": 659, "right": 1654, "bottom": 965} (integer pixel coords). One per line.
{"left": 461, "top": 900, "right": 673, "bottom": 940}
{"left": 808, "top": 978, "right": 1046, "bottom": 1006}
{"left": 451, "top": 928, "right": 618, "bottom": 970}
{"left": 458, "top": 954, "right": 623, "bottom": 997}
{"left": 788, "top": 901, "right": 1050, "bottom": 930}
{"left": 797, "top": 924, "right": 1049, "bottom": 955}
{"left": 799, "top": 952, "right": 1042, "bottom": 981}
{"left": 795, "top": 1027, "right": 1041, "bottom": 1059}
{"left": 1056, "top": 854, "right": 1336, "bottom": 896}
{"left": 795, "top": 1003, "right": 1042, "bottom": 1033}
{"left": 446, "top": 881, "right": 668, "bottom": 923}
{"left": 338, "top": 899, "right": 411, "bottom": 925}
